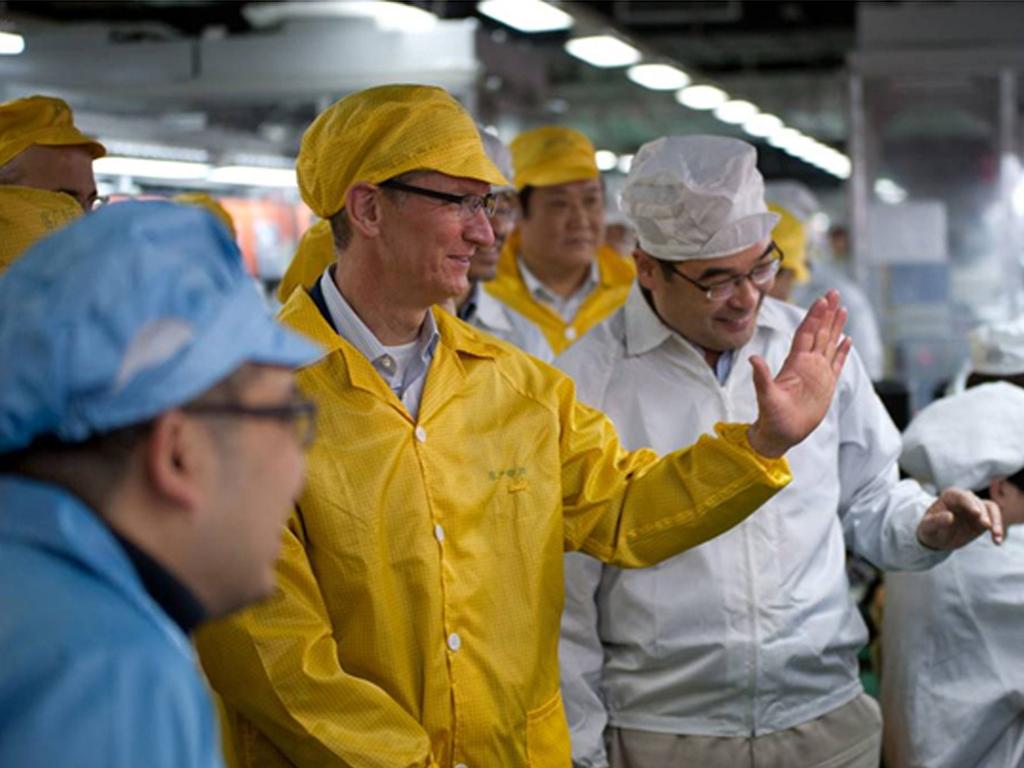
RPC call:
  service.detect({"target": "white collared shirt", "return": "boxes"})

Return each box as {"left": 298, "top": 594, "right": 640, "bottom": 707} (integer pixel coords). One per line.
{"left": 556, "top": 284, "right": 942, "bottom": 767}
{"left": 458, "top": 282, "right": 554, "bottom": 362}
{"left": 518, "top": 257, "right": 599, "bottom": 323}
{"left": 319, "top": 269, "right": 438, "bottom": 420}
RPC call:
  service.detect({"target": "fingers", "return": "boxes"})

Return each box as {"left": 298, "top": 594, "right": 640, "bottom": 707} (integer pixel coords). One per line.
{"left": 791, "top": 297, "right": 826, "bottom": 354}
{"left": 985, "top": 500, "right": 1005, "bottom": 545}
{"left": 749, "top": 354, "right": 773, "bottom": 398}
{"left": 831, "top": 335, "right": 853, "bottom": 377}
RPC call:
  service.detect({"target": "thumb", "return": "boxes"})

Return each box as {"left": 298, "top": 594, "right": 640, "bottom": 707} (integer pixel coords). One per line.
{"left": 750, "top": 355, "right": 773, "bottom": 399}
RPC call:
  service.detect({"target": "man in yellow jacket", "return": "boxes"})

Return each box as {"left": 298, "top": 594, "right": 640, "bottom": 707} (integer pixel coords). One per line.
{"left": 485, "top": 126, "right": 635, "bottom": 355}
{"left": 0, "top": 95, "right": 105, "bottom": 212}
{"left": 195, "top": 84, "right": 851, "bottom": 768}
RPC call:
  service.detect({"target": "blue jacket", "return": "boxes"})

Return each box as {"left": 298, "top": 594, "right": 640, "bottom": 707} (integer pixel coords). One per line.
{"left": 0, "top": 476, "right": 224, "bottom": 767}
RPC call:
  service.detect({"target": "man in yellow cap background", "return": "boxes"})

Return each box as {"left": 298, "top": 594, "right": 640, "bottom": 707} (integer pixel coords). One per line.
{"left": 486, "top": 125, "right": 635, "bottom": 355}
{"left": 0, "top": 95, "right": 105, "bottom": 212}
{"left": 195, "top": 83, "right": 853, "bottom": 768}
{"left": 0, "top": 186, "right": 81, "bottom": 274}
{"left": 765, "top": 202, "right": 811, "bottom": 302}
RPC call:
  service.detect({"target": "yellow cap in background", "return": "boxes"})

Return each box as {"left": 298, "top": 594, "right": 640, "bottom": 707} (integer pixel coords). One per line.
{"left": 173, "top": 193, "right": 238, "bottom": 239}
{"left": 510, "top": 125, "right": 598, "bottom": 190}
{"left": 297, "top": 84, "right": 508, "bottom": 219}
{"left": 768, "top": 202, "right": 810, "bottom": 284}
{"left": 276, "top": 219, "right": 335, "bottom": 303}
{"left": 0, "top": 95, "right": 106, "bottom": 168}
{"left": 0, "top": 186, "right": 82, "bottom": 273}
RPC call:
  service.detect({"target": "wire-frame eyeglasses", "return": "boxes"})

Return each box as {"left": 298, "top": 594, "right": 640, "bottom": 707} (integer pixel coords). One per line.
{"left": 380, "top": 179, "right": 498, "bottom": 219}
{"left": 183, "top": 398, "right": 319, "bottom": 448}
{"left": 662, "top": 241, "right": 785, "bottom": 302}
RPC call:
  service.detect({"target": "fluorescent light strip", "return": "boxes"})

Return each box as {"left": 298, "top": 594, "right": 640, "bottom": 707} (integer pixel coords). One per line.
{"left": 595, "top": 150, "right": 618, "bottom": 172}
{"left": 207, "top": 165, "right": 298, "bottom": 188}
{"left": 0, "top": 30, "right": 24, "bottom": 55}
{"left": 565, "top": 35, "right": 641, "bottom": 68}
{"left": 101, "top": 140, "right": 210, "bottom": 163}
{"left": 713, "top": 99, "right": 758, "bottom": 125}
{"left": 675, "top": 84, "right": 728, "bottom": 110}
{"left": 743, "top": 113, "right": 783, "bottom": 138}
{"left": 94, "top": 157, "right": 211, "bottom": 181}
{"left": 627, "top": 63, "right": 690, "bottom": 91}
{"left": 477, "top": 0, "right": 573, "bottom": 33}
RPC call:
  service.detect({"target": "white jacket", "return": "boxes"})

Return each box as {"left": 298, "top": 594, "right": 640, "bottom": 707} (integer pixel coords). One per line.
{"left": 463, "top": 284, "right": 553, "bottom": 362}
{"left": 557, "top": 286, "right": 942, "bottom": 767}
{"left": 882, "top": 534, "right": 1024, "bottom": 768}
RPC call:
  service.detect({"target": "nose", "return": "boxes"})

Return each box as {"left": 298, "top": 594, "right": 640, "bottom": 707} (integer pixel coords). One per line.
{"left": 464, "top": 207, "right": 495, "bottom": 247}
{"left": 730, "top": 274, "right": 761, "bottom": 309}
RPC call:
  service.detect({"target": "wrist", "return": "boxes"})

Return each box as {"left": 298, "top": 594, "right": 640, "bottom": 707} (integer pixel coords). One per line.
{"left": 747, "top": 422, "right": 788, "bottom": 458}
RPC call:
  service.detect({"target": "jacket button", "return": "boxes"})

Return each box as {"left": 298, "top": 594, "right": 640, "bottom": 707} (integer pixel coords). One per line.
{"left": 447, "top": 632, "right": 461, "bottom": 652}
{"left": 414, "top": 425, "right": 427, "bottom": 443}
{"left": 434, "top": 524, "right": 445, "bottom": 542}
{"left": 564, "top": 327, "right": 577, "bottom": 340}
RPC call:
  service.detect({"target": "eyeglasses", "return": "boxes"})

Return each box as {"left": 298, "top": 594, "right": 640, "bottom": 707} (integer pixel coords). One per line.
{"left": 663, "top": 242, "right": 785, "bottom": 302}
{"left": 183, "top": 398, "right": 319, "bottom": 448}
{"left": 89, "top": 195, "right": 110, "bottom": 212}
{"left": 380, "top": 179, "right": 498, "bottom": 218}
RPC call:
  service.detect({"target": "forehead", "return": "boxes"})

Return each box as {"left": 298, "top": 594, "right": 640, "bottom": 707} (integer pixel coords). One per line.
{"left": 15, "top": 145, "right": 95, "bottom": 188}
{"left": 533, "top": 178, "right": 602, "bottom": 199}
{"left": 686, "top": 237, "right": 773, "bottom": 277}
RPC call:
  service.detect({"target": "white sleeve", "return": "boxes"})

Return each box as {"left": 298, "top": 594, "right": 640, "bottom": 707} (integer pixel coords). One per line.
{"left": 559, "top": 552, "right": 610, "bottom": 768}
{"left": 836, "top": 350, "right": 948, "bottom": 570}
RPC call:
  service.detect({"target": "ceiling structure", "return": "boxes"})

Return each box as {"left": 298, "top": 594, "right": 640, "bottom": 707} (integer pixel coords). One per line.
{"left": 0, "top": 1, "right": 972, "bottom": 193}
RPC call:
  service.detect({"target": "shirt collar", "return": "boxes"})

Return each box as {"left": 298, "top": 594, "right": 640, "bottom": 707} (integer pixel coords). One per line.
{"left": 457, "top": 281, "right": 481, "bottom": 323}
{"left": 318, "top": 267, "right": 439, "bottom": 379}
{"left": 517, "top": 256, "right": 599, "bottom": 307}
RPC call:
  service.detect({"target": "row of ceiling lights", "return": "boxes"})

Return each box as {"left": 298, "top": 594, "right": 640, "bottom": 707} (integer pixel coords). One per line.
{"left": 478, "top": 0, "right": 851, "bottom": 180}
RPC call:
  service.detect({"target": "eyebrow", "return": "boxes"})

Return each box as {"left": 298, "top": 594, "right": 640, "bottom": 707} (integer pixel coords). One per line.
{"left": 695, "top": 243, "right": 776, "bottom": 280}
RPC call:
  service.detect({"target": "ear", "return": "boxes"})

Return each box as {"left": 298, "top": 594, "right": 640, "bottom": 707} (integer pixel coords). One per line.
{"left": 634, "top": 249, "right": 659, "bottom": 291}
{"left": 345, "top": 182, "right": 384, "bottom": 238}
{"left": 143, "top": 410, "right": 207, "bottom": 512}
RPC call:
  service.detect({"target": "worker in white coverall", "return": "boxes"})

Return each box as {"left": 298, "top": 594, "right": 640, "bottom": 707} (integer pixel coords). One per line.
{"left": 883, "top": 382, "right": 1024, "bottom": 767}
{"left": 557, "top": 136, "right": 1003, "bottom": 768}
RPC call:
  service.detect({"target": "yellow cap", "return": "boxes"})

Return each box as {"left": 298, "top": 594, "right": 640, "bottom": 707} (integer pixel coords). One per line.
{"left": 297, "top": 84, "right": 509, "bottom": 219}
{"left": 510, "top": 125, "right": 599, "bottom": 191}
{"left": 768, "top": 203, "right": 810, "bottom": 284}
{"left": 0, "top": 95, "right": 106, "bottom": 168}
{"left": 173, "top": 193, "right": 237, "bottom": 239}
{"left": 0, "top": 186, "right": 82, "bottom": 274}
{"left": 277, "top": 219, "right": 336, "bottom": 303}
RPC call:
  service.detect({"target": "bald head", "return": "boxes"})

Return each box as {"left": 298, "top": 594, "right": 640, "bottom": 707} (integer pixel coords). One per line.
{"left": 0, "top": 144, "right": 97, "bottom": 212}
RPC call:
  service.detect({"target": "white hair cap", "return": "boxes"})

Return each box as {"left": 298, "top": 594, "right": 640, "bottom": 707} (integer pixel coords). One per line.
{"left": 621, "top": 135, "right": 779, "bottom": 262}
{"left": 479, "top": 130, "right": 514, "bottom": 192}
{"left": 969, "top": 316, "right": 1024, "bottom": 376}
{"left": 901, "top": 382, "right": 1024, "bottom": 491}
{"left": 764, "top": 180, "right": 821, "bottom": 225}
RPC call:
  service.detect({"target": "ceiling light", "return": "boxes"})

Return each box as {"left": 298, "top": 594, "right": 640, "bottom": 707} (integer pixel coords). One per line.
{"left": 742, "top": 113, "right": 783, "bottom": 138}
{"left": 713, "top": 100, "right": 758, "bottom": 125}
{"left": 477, "top": 0, "right": 573, "bottom": 33}
{"left": 0, "top": 31, "right": 24, "bottom": 55}
{"left": 874, "top": 178, "right": 907, "bottom": 204}
{"left": 617, "top": 154, "right": 634, "bottom": 174}
{"left": 675, "top": 84, "right": 728, "bottom": 111}
{"left": 94, "top": 157, "right": 211, "bottom": 181}
{"left": 767, "top": 127, "right": 801, "bottom": 149}
{"left": 100, "top": 140, "right": 210, "bottom": 163}
{"left": 595, "top": 150, "right": 618, "bottom": 172}
{"left": 565, "top": 35, "right": 641, "bottom": 68}
{"left": 243, "top": 1, "right": 436, "bottom": 33}
{"left": 207, "top": 166, "right": 298, "bottom": 188}
{"left": 626, "top": 63, "right": 690, "bottom": 91}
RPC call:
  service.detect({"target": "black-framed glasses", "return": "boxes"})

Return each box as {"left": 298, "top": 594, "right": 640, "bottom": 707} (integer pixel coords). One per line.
{"left": 183, "top": 398, "right": 319, "bottom": 448}
{"left": 380, "top": 179, "right": 498, "bottom": 218}
{"left": 663, "top": 241, "right": 785, "bottom": 302}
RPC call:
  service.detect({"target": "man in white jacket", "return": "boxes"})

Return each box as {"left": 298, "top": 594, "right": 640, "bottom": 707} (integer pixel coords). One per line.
{"left": 883, "top": 383, "right": 1024, "bottom": 768}
{"left": 557, "top": 135, "right": 1003, "bottom": 768}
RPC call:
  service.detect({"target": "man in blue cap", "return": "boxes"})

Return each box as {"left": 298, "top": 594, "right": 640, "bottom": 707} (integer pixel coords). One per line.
{"left": 0, "top": 202, "right": 322, "bottom": 767}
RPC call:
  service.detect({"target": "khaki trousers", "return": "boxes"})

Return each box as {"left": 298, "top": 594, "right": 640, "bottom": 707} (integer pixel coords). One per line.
{"left": 608, "top": 694, "right": 882, "bottom": 768}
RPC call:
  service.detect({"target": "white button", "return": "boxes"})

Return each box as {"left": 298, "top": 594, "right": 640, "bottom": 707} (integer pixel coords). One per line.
{"left": 434, "top": 524, "right": 445, "bottom": 542}
{"left": 447, "top": 632, "right": 461, "bottom": 652}
{"left": 414, "top": 425, "right": 427, "bottom": 443}
{"left": 455, "top": 764, "right": 468, "bottom": 768}
{"left": 379, "top": 356, "right": 395, "bottom": 372}
{"left": 564, "top": 327, "right": 577, "bottom": 340}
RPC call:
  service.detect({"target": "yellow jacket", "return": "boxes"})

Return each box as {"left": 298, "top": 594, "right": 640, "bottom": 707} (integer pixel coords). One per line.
{"left": 484, "top": 232, "right": 635, "bottom": 355}
{"left": 276, "top": 219, "right": 335, "bottom": 303}
{"left": 196, "top": 289, "right": 791, "bottom": 768}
